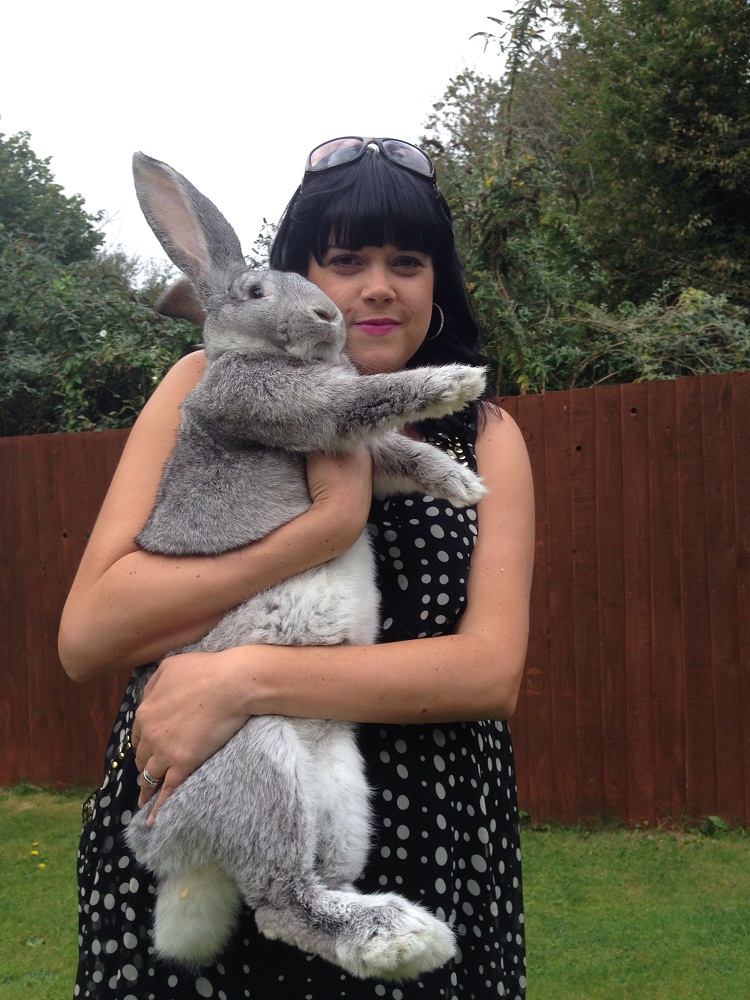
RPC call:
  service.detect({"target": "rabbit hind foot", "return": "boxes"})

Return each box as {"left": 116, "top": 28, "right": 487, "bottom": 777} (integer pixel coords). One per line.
{"left": 255, "top": 891, "right": 456, "bottom": 981}
{"left": 338, "top": 895, "right": 457, "bottom": 981}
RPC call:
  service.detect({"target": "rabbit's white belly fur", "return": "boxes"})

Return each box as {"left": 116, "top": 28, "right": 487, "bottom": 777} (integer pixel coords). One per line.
{"left": 190, "top": 533, "right": 379, "bottom": 653}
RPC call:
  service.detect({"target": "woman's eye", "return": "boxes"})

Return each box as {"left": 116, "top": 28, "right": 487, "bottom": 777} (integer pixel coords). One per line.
{"left": 326, "top": 253, "right": 362, "bottom": 274}
{"left": 328, "top": 254, "right": 361, "bottom": 269}
{"left": 393, "top": 255, "right": 426, "bottom": 271}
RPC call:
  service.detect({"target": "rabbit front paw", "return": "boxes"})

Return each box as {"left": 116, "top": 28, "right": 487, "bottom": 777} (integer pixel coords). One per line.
{"left": 418, "top": 365, "right": 487, "bottom": 419}
{"left": 431, "top": 466, "right": 487, "bottom": 507}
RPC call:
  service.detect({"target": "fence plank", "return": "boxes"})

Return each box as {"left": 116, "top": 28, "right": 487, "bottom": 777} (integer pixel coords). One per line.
{"left": 730, "top": 372, "right": 750, "bottom": 823}
{"left": 593, "top": 385, "right": 629, "bottom": 821}
{"left": 701, "top": 376, "right": 746, "bottom": 821}
{"left": 571, "top": 388, "right": 606, "bottom": 821}
{"left": 676, "top": 377, "right": 717, "bottom": 818}
{"left": 540, "top": 391, "right": 579, "bottom": 824}
{"left": 646, "top": 380, "right": 687, "bottom": 822}
{"left": 1, "top": 440, "right": 27, "bottom": 785}
{"left": 619, "top": 384, "right": 657, "bottom": 823}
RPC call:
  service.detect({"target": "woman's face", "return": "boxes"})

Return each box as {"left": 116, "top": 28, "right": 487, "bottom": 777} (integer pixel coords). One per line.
{"left": 307, "top": 245, "right": 435, "bottom": 374}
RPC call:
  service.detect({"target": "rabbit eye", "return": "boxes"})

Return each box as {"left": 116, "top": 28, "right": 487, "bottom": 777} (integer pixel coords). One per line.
{"left": 248, "top": 285, "right": 265, "bottom": 300}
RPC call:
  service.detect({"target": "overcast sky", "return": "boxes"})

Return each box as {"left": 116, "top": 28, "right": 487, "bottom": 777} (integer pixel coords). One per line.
{"left": 2, "top": 1, "right": 505, "bottom": 267}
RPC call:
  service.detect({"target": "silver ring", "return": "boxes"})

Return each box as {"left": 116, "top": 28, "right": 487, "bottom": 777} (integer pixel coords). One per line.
{"left": 142, "top": 768, "right": 161, "bottom": 788}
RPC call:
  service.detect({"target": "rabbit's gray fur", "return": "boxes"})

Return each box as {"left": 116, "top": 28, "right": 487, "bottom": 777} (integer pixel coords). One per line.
{"left": 125, "top": 153, "right": 488, "bottom": 979}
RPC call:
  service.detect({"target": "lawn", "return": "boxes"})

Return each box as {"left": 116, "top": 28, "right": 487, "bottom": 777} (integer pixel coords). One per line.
{"left": 1, "top": 786, "right": 748, "bottom": 999}
{"left": 522, "top": 822, "right": 749, "bottom": 999}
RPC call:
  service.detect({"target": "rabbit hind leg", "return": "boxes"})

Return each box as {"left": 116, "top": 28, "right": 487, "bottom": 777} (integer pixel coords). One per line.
{"left": 255, "top": 883, "right": 456, "bottom": 981}
{"left": 309, "top": 722, "right": 372, "bottom": 888}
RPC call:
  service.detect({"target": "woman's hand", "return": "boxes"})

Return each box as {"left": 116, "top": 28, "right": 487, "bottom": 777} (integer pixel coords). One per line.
{"left": 131, "top": 648, "right": 251, "bottom": 824}
{"left": 306, "top": 446, "right": 373, "bottom": 540}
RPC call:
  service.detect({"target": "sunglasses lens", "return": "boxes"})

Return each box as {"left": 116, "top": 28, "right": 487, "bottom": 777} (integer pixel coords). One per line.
{"left": 308, "top": 137, "right": 365, "bottom": 171}
{"left": 305, "top": 137, "right": 436, "bottom": 186}
{"left": 382, "top": 140, "right": 434, "bottom": 178}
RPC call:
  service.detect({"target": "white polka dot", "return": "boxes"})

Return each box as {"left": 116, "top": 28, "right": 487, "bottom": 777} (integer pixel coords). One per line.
{"left": 195, "top": 977, "right": 214, "bottom": 997}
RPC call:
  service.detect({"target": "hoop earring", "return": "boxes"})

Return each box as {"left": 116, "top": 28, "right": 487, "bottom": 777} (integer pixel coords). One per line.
{"left": 426, "top": 303, "right": 444, "bottom": 341}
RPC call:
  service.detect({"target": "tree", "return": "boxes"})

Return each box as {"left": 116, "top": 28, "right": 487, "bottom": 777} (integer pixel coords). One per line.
{"left": 550, "top": 0, "right": 750, "bottom": 302}
{"left": 422, "top": 1, "right": 750, "bottom": 393}
{"left": 0, "top": 128, "right": 198, "bottom": 435}
{"left": 424, "top": 69, "right": 609, "bottom": 394}
{"left": 0, "top": 130, "right": 104, "bottom": 263}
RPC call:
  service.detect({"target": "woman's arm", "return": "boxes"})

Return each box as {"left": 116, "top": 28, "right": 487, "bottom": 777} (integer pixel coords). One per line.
{"left": 58, "top": 351, "right": 374, "bottom": 682}
{"left": 133, "top": 407, "right": 535, "bottom": 817}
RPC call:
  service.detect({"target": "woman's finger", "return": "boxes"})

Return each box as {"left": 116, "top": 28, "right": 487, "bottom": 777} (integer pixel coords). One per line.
{"left": 137, "top": 759, "right": 165, "bottom": 808}
{"left": 145, "top": 768, "right": 183, "bottom": 827}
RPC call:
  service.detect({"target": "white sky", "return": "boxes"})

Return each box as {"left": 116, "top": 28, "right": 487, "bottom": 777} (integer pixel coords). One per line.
{"left": 2, "top": 0, "right": 505, "bottom": 267}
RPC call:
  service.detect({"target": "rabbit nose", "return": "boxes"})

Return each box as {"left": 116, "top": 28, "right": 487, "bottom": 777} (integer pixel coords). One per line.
{"left": 313, "top": 307, "right": 336, "bottom": 323}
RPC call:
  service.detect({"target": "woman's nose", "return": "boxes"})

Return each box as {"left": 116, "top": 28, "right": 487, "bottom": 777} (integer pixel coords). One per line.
{"left": 361, "top": 265, "right": 395, "bottom": 301}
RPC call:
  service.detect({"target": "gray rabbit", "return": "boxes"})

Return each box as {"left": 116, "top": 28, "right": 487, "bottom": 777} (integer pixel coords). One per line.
{"left": 124, "top": 152, "right": 488, "bottom": 980}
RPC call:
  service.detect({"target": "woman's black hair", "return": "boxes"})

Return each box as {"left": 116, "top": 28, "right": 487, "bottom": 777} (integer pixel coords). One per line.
{"left": 269, "top": 149, "right": 496, "bottom": 438}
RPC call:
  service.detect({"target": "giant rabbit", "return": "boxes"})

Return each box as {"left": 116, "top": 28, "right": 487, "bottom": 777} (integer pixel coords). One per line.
{"left": 125, "top": 153, "right": 487, "bottom": 980}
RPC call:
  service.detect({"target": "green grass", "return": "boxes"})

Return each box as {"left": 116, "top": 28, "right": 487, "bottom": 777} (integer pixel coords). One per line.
{"left": 1, "top": 787, "right": 748, "bottom": 999}
{"left": 522, "top": 822, "right": 750, "bottom": 999}
{"left": 0, "top": 785, "right": 83, "bottom": 1000}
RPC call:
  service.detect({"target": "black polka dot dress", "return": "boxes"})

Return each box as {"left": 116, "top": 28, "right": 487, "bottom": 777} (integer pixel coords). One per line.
{"left": 74, "top": 426, "right": 526, "bottom": 999}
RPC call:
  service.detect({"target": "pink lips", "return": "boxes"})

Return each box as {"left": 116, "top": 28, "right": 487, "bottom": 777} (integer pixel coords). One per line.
{"left": 356, "top": 318, "right": 400, "bottom": 336}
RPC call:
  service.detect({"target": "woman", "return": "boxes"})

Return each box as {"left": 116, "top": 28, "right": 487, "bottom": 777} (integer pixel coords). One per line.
{"left": 60, "top": 136, "right": 534, "bottom": 999}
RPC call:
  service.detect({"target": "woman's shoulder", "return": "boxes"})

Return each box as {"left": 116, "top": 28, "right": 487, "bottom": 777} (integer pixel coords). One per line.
{"left": 131, "top": 349, "right": 208, "bottom": 430}
{"left": 476, "top": 402, "right": 529, "bottom": 466}
{"left": 158, "top": 348, "right": 209, "bottom": 396}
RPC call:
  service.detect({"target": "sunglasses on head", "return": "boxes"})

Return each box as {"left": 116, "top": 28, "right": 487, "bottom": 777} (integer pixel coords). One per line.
{"left": 304, "top": 136, "right": 436, "bottom": 184}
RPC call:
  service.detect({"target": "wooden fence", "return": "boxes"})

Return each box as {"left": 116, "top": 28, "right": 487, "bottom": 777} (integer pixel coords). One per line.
{"left": 1, "top": 371, "right": 748, "bottom": 825}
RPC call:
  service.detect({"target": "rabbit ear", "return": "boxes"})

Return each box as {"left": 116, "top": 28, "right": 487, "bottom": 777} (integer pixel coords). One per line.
{"left": 132, "top": 152, "right": 245, "bottom": 301}
{"left": 155, "top": 277, "right": 207, "bottom": 325}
